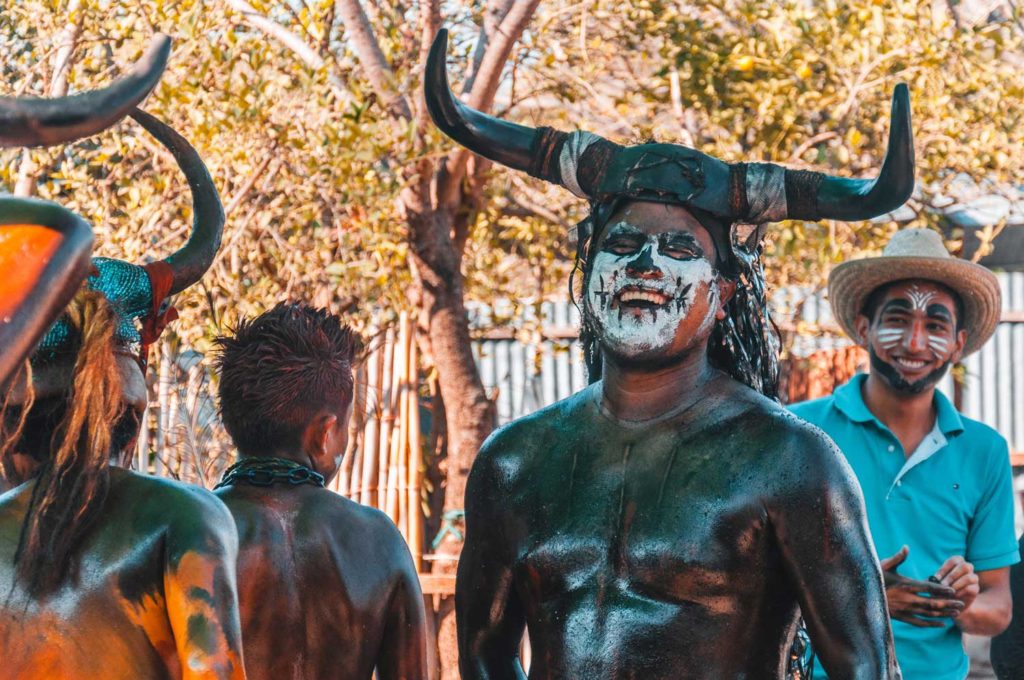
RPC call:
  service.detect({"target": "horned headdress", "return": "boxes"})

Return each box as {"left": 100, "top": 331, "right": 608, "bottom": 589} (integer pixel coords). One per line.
{"left": 0, "top": 34, "right": 224, "bottom": 392}
{"left": 0, "top": 36, "right": 172, "bottom": 386}
{"left": 425, "top": 29, "right": 914, "bottom": 266}
{"left": 424, "top": 28, "right": 915, "bottom": 396}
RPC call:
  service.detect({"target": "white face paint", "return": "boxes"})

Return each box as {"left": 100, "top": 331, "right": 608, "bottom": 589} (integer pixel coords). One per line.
{"left": 907, "top": 285, "right": 937, "bottom": 312}
{"left": 873, "top": 284, "right": 956, "bottom": 361}
{"left": 585, "top": 222, "right": 718, "bottom": 359}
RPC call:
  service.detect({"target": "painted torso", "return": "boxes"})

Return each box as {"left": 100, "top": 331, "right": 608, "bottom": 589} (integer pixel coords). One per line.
{"left": 0, "top": 468, "right": 243, "bottom": 680}
{"left": 215, "top": 483, "right": 424, "bottom": 680}
{"left": 459, "top": 376, "right": 897, "bottom": 679}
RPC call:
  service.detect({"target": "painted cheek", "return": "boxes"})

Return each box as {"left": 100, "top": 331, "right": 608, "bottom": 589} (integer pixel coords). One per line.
{"left": 927, "top": 333, "right": 951, "bottom": 355}
{"left": 876, "top": 328, "right": 905, "bottom": 350}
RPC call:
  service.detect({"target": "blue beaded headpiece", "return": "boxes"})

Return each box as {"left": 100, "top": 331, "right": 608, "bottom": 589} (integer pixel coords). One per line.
{"left": 33, "top": 108, "right": 224, "bottom": 366}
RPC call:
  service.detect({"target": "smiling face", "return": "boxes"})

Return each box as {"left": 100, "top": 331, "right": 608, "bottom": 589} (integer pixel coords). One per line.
{"left": 584, "top": 201, "right": 727, "bottom": 365}
{"left": 855, "top": 280, "right": 966, "bottom": 394}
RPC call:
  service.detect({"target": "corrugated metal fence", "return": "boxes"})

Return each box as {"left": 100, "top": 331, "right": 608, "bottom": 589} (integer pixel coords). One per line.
{"left": 470, "top": 273, "right": 1024, "bottom": 455}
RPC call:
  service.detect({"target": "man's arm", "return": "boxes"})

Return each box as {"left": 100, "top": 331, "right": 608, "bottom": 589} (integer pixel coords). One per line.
{"left": 164, "top": 488, "right": 246, "bottom": 680}
{"left": 941, "top": 560, "right": 1012, "bottom": 635}
{"left": 770, "top": 424, "right": 899, "bottom": 679}
{"left": 376, "top": 530, "right": 428, "bottom": 680}
{"left": 953, "top": 437, "right": 1019, "bottom": 636}
{"left": 456, "top": 438, "right": 527, "bottom": 680}
{"left": 879, "top": 546, "right": 963, "bottom": 627}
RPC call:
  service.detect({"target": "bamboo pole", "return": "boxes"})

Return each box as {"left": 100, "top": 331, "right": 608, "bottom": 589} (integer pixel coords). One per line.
{"left": 407, "top": 335, "right": 423, "bottom": 570}
{"left": 360, "top": 337, "right": 382, "bottom": 506}
{"left": 341, "top": 361, "right": 367, "bottom": 496}
{"left": 396, "top": 314, "right": 411, "bottom": 540}
{"left": 155, "top": 341, "right": 171, "bottom": 477}
{"left": 135, "top": 402, "right": 151, "bottom": 473}
{"left": 385, "top": 314, "right": 409, "bottom": 525}
{"left": 167, "top": 389, "right": 180, "bottom": 479}
{"left": 377, "top": 327, "right": 396, "bottom": 513}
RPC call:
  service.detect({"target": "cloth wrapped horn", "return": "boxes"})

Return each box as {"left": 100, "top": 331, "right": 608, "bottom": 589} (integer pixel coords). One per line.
{"left": 130, "top": 109, "right": 224, "bottom": 295}
{"left": 424, "top": 29, "right": 915, "bottom": 225}
{"left": 34, "top": 110, "right": 223, "bottom": 357}
{"left": 0, "top": 35, "right": 170, "bottom": 148}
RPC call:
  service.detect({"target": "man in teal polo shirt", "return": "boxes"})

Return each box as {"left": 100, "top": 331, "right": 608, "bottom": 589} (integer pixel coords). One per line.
{"left": 792, "top": 228, "right": 1018, "bottom": 679}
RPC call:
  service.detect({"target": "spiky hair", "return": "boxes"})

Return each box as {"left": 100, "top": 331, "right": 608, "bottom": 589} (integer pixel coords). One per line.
{"left": 214, "top": 303, "right": 360, "bottom": 456}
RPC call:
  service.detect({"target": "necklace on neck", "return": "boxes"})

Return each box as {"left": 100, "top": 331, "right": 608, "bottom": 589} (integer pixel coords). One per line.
{"left": 215, "top": 456, "right": 325, "bottom": 490}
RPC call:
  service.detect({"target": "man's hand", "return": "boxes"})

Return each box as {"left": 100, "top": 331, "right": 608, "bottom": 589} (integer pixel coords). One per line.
{"left": 880, "top": 546, "right": 964, "bottom": 628}
{"left": 934, "top": 555, "right": 980, "bottom": 612}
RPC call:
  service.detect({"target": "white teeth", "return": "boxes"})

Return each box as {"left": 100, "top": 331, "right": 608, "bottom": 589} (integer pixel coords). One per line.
{"left": 895, "top": 358, "right": 927, "bottom": 369}
{"left": 618, "top": 290, "right": 669, "bottom": 305}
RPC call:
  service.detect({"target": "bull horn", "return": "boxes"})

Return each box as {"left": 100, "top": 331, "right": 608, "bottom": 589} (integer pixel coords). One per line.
{"left": 0, "top": 35, "right": 171, "bottom": 148}
{"left": 129, "top": 109, "right": 224, "bottom": 296}
{"left": 811, "top": 84, "right": 915, "bottom": 221}
{"left": 425, "top": 29, "right": 542, "bottom": 174}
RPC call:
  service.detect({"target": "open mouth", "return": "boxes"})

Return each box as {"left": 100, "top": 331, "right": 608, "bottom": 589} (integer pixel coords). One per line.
{"left": 893, "top": 357, "right": 930, "bottom": 371}
{"left": 616, "top": 287, "right": 671, "bottom": 309}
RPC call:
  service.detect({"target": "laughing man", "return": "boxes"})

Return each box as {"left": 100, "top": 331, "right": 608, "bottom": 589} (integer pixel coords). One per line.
{"left": 792, "top": 228, "right": 1018, "bottom": 679}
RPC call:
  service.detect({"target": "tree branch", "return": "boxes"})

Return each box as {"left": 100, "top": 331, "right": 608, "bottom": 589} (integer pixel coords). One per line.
{"left": 463, "top": 0, "right": 516, "bottom": 94}
{"left": 222, "top": 0, "right": 352, "bottom": 104}
{"left": 334, "top": 0, "right": 412, "bottom": 120}
{"left": 15, "top": 0, "right": 84, "bottom": 197}
{"left": 414, "top": 0, "right": 441, "bottom": 139}
{"left": 439, "top": 0, "right": 541, "bottom": 206}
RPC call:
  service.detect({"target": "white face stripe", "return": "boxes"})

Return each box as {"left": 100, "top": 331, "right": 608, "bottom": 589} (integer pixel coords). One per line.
{"left": 906, "top": 285, "right": 937, "bottom": 312}
{"left": 877, "top": 328, "right": 904, "bottom": 349}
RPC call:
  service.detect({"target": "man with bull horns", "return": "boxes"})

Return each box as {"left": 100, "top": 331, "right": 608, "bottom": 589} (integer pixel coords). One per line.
{"left": 426, "top": 29, "right": 909, "bottom": 678}
{"left": 0, "top": 36, "right": 246, "bottom": 679}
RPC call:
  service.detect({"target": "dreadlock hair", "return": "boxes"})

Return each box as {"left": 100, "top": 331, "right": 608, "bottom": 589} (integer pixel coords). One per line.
{"left": 0, "top": 360, "right": 34, "bottom": 483}
{"left": 0, "top": 288, "right": 125, "bottom": 595}
{"left": 571, "top": 205, "right": 780, "bottom": 399}
{"left": 214, "top": 302, "right": 361, "bottom": 457}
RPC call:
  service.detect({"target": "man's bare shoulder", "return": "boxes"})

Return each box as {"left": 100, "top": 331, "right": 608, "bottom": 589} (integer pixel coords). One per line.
{"left": 714, "top": 378, "right": 853, "bottom": 488}
{"left": 111, "top": 469, "right": 237, "bottom": 538}
{"left": 477, "top": 383, "right": 599, "bottom": 467}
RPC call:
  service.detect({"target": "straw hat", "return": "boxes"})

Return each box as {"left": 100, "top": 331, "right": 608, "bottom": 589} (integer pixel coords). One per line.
{"left": 828, "top": 228, "right": 1002, "bottom": 356}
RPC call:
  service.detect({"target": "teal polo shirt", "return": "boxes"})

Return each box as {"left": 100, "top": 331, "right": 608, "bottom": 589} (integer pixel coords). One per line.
{"left": 791, "top": 374, "right": 1019, "bottom": 680}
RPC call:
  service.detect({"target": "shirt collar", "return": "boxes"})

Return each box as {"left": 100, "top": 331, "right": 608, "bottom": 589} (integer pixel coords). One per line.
{"left": 832, "top": 373, "right": 965, "bottom": 436}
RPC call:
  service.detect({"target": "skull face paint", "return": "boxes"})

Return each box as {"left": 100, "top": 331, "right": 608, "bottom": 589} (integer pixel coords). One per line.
{"left": 585, "top": 221, "right": 719, "bottom": 361}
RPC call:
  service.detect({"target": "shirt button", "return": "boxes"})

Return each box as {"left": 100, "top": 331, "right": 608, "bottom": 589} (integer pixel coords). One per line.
{"left": 896, "top": 480, "right": 902, "bottom": 486}
{"left": 888, "top": 445, "right": 895, "bottom": 452}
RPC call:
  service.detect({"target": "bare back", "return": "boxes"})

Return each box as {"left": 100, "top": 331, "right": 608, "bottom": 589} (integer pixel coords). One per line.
{"left": 215, "top": 483, "right": 427, "bottom": 680}
{"left": 0, "top": 468, "right": 245, "bottom": 680}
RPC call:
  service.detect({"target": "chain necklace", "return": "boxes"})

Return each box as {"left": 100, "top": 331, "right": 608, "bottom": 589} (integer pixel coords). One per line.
{"left": 215, "top": 456, "right": 325, "bottom": 490}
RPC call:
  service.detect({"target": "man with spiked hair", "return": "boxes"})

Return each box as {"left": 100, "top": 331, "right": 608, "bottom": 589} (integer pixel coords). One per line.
{"left": 0, "top": 36, "right": 246, "bottom": 679}
{"left": 792, "top": 228, "right": 1016, "bottom": 679}
{"left": 212, "top": 303, "right": 428, "bottom": 680}
{"left": 425, "top": 28, "right": 912, "bottom": 678}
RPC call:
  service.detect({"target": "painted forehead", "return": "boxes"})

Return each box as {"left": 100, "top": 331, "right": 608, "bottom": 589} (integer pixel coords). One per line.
{"left": 878, "top": 281, "right": 958, "bottom": 318}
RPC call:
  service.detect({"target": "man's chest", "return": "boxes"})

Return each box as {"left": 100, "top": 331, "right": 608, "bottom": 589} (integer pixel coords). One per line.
{"left": 506, "top": 436, "right": 777, "bottom": 605}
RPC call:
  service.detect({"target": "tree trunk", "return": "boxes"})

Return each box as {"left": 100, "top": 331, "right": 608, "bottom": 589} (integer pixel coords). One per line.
{"left": 404, "top": 188, "right": 494, "bottom": 680}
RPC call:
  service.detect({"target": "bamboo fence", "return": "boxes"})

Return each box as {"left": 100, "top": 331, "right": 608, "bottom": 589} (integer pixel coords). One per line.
{"left": 329, "top": 312, "right": 426, "bottom": 570}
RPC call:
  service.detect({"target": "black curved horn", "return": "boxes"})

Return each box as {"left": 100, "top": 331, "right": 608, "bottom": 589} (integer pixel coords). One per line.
{"left": 425, "top": 29, "right": 541, "bottom": 173}
{"left": 0, "top": 35, "right": 171, "bottom": 149}
{"left": 129, "top": 109, "right": 224, "bottom": 296}
{"left": 811, "top": 84, "right": 915, "bottom": 221}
